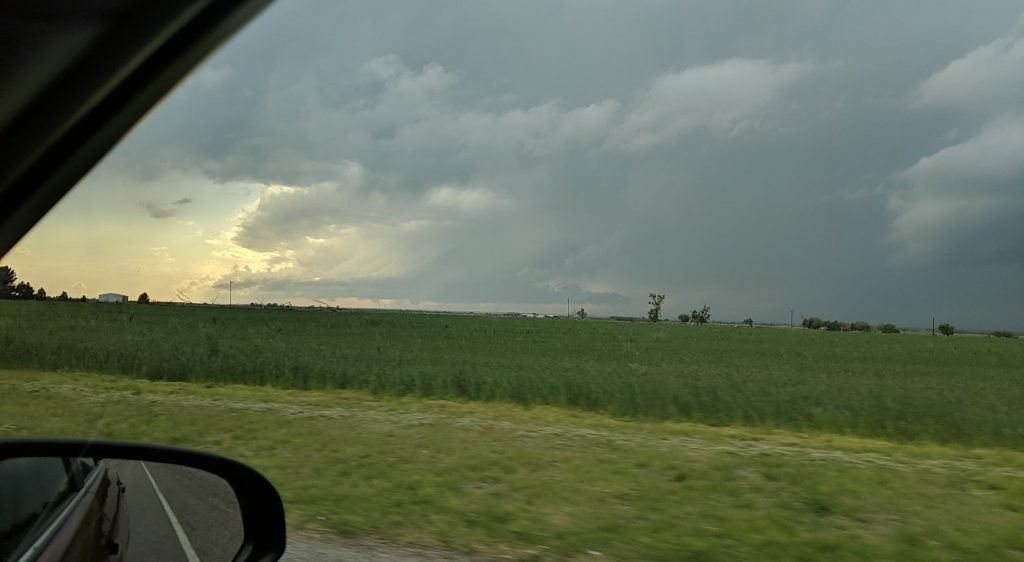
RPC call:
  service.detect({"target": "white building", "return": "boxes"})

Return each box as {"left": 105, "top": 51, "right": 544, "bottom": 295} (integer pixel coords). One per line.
{"left": 98, "top": 293, "right": 128, "bottom": 303}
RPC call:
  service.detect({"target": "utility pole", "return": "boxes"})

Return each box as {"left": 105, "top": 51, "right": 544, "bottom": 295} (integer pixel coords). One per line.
{"left": 567, "top": 297, "right": 570, "bottom": 318}
{"left": 790, "top": 310, "right": 794, "bottom": 328}
{"left": 932, "top": 317, "right": 935, "bottom": 336}
{"left": 229, "top": 280, "right": 232, "bottom": 307}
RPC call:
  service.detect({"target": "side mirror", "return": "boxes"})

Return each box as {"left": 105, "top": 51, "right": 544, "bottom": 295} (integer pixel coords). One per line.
{"left": 0, "top": 439, "right": 285, "bottom": 562}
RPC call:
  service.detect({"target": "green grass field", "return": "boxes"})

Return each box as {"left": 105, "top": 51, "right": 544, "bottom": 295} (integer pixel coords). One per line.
{"left": 4, "top": 301, "right": 1024, "bottom": 559}
{"left": 3, "top": 370, "right": 1024, "bottom": 561}
{"left": 1, "top": 300, "right": 1022, "bottom": 448}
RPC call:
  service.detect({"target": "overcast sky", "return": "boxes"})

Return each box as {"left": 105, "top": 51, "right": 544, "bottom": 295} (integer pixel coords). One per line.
{"left": 6, "top": 1, "right": 1024, "bottom": 329}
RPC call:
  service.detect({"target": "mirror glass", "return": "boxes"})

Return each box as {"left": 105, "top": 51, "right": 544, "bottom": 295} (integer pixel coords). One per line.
{"left": 0, "top": 457, "right": 243, "bottom": 561}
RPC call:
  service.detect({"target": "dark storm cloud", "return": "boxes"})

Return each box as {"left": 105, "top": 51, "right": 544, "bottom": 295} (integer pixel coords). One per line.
{"left": 886, "top": 27, "right": 1024, "bottom": 268}
{"left": 139, "top": 201, "right": 176, "bottom": 219}
{"left": 107, "top": 1, "right": 1024, "bottom": 329}
{"left": 140, "top": 197, "right": 192, "bottom": 218}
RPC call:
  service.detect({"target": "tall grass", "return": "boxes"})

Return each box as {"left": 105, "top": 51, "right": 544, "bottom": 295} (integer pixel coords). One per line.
{"left": 2, "top": 301, "right": 1023, "bottom": 448}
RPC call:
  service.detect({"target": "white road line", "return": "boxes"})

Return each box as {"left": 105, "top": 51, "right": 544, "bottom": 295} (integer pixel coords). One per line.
{"left": 141, "top": 461, "right": 202, "bottom": 562}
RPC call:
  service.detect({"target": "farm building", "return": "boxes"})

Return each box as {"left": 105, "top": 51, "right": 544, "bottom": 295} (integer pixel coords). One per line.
{"left": 98, "top": 293, "right": 128, "bottom": 303}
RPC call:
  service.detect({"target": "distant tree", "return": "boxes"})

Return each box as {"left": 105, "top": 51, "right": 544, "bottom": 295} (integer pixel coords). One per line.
{"left": 802, "top": 317, "right": 825, "bottom": 330}
{"left": 574, "top": 307, "right": 587, "bottom": 320}
{"left": 992, "top": 330, "right": 1016, "bottom": 339}
{"left": 34, "top": 287, "right": 47, "bottom": 301}
{"left": 57, "top": 291, "right": 69, "bottom": 301}
{"left": 0, "top": 265, "right": 15, "bottom": 299}
{"left": 79, "top": 295, "right": 87, "bottom": 302}
{"left": 647, "top": 293, "right": 665, "bottom": 323}
{"left": 743, "top": 318, "right": 753, "bottom": 327}
{"left": 823, "top": 320, "right": 849, "bottom": 332}
{"left": 850, "top": 321, "right": 872, "bottom": 332}
{"left": 878, "top": 323, "right": 901, "bottom": 334}
{"left": 13, "top": 281, "right": 33, "bottom": 300}
{"left": 690, "top": 305, "right": 711, "bottom": 325}
{"left": 678, "top": 313, "right": 690, "bottom": 324}
{"left": 938, "top": 323, "right": 955, "bottom": 337}
{"left": 137, "top": 292, "right": 151, "bottom": 304}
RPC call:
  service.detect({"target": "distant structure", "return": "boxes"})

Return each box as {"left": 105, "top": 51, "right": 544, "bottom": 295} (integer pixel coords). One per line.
{"left": 98, "top": 293, "right": 128, "bottom": 303}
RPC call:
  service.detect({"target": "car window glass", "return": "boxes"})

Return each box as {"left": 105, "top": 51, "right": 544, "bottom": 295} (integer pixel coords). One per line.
{"left": 3, "top": 2, "right": 1024, "bottom": 560}
{"left": 0, "top": 457, "right": 75, "bottom": 561}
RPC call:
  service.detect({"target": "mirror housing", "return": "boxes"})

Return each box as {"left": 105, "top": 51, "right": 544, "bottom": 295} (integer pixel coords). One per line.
{"left": 0, "top": 438, "right": 286, "bottom": 562}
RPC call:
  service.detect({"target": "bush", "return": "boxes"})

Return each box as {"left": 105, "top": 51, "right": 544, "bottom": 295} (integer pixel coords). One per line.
{"left": 878, "top": 323, "right": 900, "bottom": 334}
{"left": 677, "top": 313, "right": 690, "bottom": 324}
{"left": 938, "top": 323, "right": 955, "bottom": 337}
{"left": 742, "top": 318, "right": 753, "bottom": 327}
{"left": 992, "top": 330, "right": 1016, "bottom": 339}
{"left": 850, "top": 321, "right": 872, "bottom": 333}
{"left": 138, "top": 292, "right": 151, "bottom": 305}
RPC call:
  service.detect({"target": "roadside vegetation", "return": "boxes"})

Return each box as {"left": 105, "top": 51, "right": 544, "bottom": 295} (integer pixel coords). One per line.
{"left": 1, "top": 300, "right": 1022, "bottom": 449}
{"left": 4, "top": 369, "right": 1024, "bottom": 561}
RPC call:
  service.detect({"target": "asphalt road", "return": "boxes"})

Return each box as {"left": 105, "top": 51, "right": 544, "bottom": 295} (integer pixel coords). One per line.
{"left": 108, "top": 460, "right": 243, "bottom": 561}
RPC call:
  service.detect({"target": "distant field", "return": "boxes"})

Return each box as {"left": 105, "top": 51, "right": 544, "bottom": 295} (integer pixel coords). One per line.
{"left": 1, "top": 300, "right": 1022, "bottom": 448}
